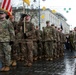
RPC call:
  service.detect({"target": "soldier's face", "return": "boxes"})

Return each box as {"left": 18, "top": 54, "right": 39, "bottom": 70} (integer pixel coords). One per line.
{"left": 0, "top": 13, "right": 6, "bottom": 19}
{"left": 46, "top": 23, "right": 50, "bottom": 26}
{"left": 25, "top": 15, "right": 31, "bottom": 21}
{"left": 9, "top": 15, "right": 14, "bottom": 22}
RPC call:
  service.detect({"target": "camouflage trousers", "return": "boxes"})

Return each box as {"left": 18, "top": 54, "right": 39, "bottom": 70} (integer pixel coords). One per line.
{"left": 21, "top": 39, "right": 34, "bottom": 63}
{"left": 0, "top": 43, "right": 11, "bottom": 66}
{"left": 57, "top": 42, "right": 61, "bottom": 57}
{"left": 37, "top": 41, "right": 43, "bottom": 57}
{"left": 11, "top": 42, "right": 20, "bottom": 60}
{"left": 44, "top": 41, "right": 53, "bottom": 58}
{"left": 33, "top": 41, "right": 38, "bottom": 58}
{"left": 60, "top": 43, "right": 64, "bottom": 56}
{"left": 74, "top": 42, "right": 76, "bottom": 50}
{"left": 53, "top": 42, "right": 57, "bottom": 57}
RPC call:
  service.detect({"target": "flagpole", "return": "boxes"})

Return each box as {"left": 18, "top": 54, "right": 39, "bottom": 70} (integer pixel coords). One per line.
{"left": 23, "top": 1, "right": 25, "bottom": 33}
{"left": 39, "top": 0, "right": 40, "bottom": 30}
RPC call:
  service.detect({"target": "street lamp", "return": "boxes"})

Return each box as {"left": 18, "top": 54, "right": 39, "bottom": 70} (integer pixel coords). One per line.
{"left": 39, "top": 0, "right": 40, "bottom": 30}
{"left": 33, "top": 0, "right": 40, "bottom": 30}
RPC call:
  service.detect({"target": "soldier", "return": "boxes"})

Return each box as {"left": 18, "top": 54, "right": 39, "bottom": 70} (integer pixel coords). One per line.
{"left": 57, "top": 28, "right": 61, "bottom": 57}
{"left": 51, "top": 24, "right": 57, "bottom": 59}
{"left": 60, "top": 29, "right": 65, "bottom": 56}
{"left": 8, "top": 14, "right": 18, "bottom": 66}
{"left": 0, "top": 10, "right": 15, "bottom": 71}
{"left": 17, "top": 13, "right": 26, "bottom": 61}
{"left": 43, "top": 21, "right": 54, "bottom": 61}
{"left": 30, "top": 25, "right": 38, "bottom": 61}
{"left": 69, "top": 31, "right": 74, "bottom": 51}
{"left": 20, "top": 14, "right": 34, "bottom": 67}
{"left": 35, "top": 26, "right": 43, "bottom": 59}
{"left": 73, "top": 27, "right": 76, "bottom": 50}
{"left": 55, "top": 26, "right": 59, "bottom": 58}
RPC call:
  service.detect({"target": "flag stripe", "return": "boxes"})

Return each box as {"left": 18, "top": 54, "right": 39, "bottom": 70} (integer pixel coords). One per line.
{"left": 4, "top": 0, "right": 8, "bottom": 10}
{"left": 1, "top": 0, "right": 6, "bottom": 8}
{"left": 1, "top": 0, "right": 12, "bottom": 16}
{"left": 6, "top": 0, "right": 10, "bottom": 10}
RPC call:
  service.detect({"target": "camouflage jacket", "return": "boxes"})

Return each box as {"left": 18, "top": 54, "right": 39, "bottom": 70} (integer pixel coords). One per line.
{"left": 43, "top": 26, "right": 53, "bottom": 41}
{"left": 0, "top": 19, "right": 15, "bottom": 42}
{"left": 73, "top": 31, "right": 76, "bottom": 42}
{"left": 35, "top": 29, "right": 42, "bottom": 40}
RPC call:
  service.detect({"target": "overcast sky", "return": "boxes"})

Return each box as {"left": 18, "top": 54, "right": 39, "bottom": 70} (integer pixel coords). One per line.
{"left": 12, "top": 0, "right": 76, "bottom": 30}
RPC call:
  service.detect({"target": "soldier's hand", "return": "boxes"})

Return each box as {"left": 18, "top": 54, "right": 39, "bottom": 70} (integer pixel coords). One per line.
{"left": 9, "top": 41, "right": 14, "bottom": 45}
{"left": 24, "top": 33, "right": 27, "bottom": 39}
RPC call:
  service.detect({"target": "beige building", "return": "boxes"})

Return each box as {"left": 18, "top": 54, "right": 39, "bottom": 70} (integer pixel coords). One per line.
{"left": 13, "top": 7, "right": 70, "bottom": 34}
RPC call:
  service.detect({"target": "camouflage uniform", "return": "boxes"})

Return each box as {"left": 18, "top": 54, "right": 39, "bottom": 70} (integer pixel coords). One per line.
{"left": 35, "top": 27, "right": 43, "bottom": 59}
{"left": 51, "top": 26, "right": 57, "bottom": 58}
{"left": 11, "top": 21, "right": 18, "bottom": 61}
{"left": 0, "top": 19, "right": 15, "bottom": 66}
{"left": 57, "top": 29, "right": 61, "bottom": 57}
{"left": 13, "top": 22, "right": 23, "bottom": 61}
{"left": 69, "top": 31, "right": 74, "bottom": 51}
{"left": 43, "top": 26, "right": 54, "bottom": 60}
{"left": 60, "top": 31, "right": 64, "bottom": 56}
{"left": 73, "top": 28, "right": 76, "bottom": 50}
{"left": 21, "top": 21, "right": 34, "bottom": 66}
{"left": 31, "top": 25, "right": 38, "bottom": 61}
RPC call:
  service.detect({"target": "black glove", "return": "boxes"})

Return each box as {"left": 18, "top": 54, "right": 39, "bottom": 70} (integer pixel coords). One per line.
{"left": 24, "top": 33, "right": 27, "bottom": 39}
{"left": 9, "top": 41, "right": 14, "bottom": 45}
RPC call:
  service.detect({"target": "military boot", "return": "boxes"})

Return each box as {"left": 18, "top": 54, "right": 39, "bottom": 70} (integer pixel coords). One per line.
{"left": 4, "top": 66, "right": 10, "bottom": 71}
{"left": 27, "top": 63, "right": 32, "bottom": 67}
{"left": 12, "top": 60, "right": 17, "bottom": 67}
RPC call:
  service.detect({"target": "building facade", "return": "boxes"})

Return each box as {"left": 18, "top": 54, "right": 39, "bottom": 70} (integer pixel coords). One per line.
{"left": 13, "top": 8, "right": 70, "bottom": 34}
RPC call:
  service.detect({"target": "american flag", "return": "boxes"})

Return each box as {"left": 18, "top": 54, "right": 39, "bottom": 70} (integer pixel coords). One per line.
{"left": 0, "top": 0, "right": 12, "bottom": 16}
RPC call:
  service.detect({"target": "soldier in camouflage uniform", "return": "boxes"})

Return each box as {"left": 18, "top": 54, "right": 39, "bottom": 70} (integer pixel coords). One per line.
{"left": 73, "top": 27, "right": 76, "bottom": 50}
{"left": 0, "top": 11, "right": 15, "bottom": 71}
{"left": 51, "top": 24, "right": 57, "bottom": 59}
{"left": 69, "top": 31, "right": 74, "bottom": 51}
{"left": 19, "top": 14, "right": 34, "bottom": 67}
{"left": 59, "top": 29, "right": 65, "bottom": 56}
{"left": 31, "top": 25, "right": 38, "bottom": 61}
{"left": 6, "top": 14, "right": 18, "bottom": 66}
{"left": 35, "top": 26, "right": 43, "bottom": 59}
{"left": 43, "top": 21, "right": 54, "bottom": 61}
{"left": 57, "top": 28, "right": 61, "bottom": 57}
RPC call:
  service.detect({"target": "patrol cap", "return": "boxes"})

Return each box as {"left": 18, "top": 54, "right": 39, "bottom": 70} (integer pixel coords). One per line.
{"left": 20, "top": 13, "right": 28, "bottom": 18}
{"left": 51, "top": 24, "right": 55, "bottom": 26}
{"left": 46, "top": 21, "right": 50, "bottom": 24}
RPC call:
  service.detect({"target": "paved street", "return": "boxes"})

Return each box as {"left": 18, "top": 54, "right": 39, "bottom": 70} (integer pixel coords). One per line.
{"left": 0, "top": 50, "right": 76, "bottom": 75}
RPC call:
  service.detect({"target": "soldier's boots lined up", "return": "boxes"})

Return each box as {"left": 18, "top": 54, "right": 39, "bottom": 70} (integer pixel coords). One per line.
{"left": 24, "top": 63, "right": 32, "bottom": 67}
{"left": 0, "top": 66, "right": 10, "bottom": 72}
{"left": 46, "top": 58, "right": 53, "bottom": 61}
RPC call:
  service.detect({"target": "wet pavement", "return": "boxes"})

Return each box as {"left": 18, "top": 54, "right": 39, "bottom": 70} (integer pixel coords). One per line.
{"left": 0, "top": 50, "right": 76, "bottom": 75}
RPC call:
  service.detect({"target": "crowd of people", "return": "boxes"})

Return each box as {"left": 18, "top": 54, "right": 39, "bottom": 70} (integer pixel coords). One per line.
{"left": 0, "top": 10, "right": 76, "bottom": 72}
{"left": 65, "top": 27, "right": 76, "bottom": 52}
